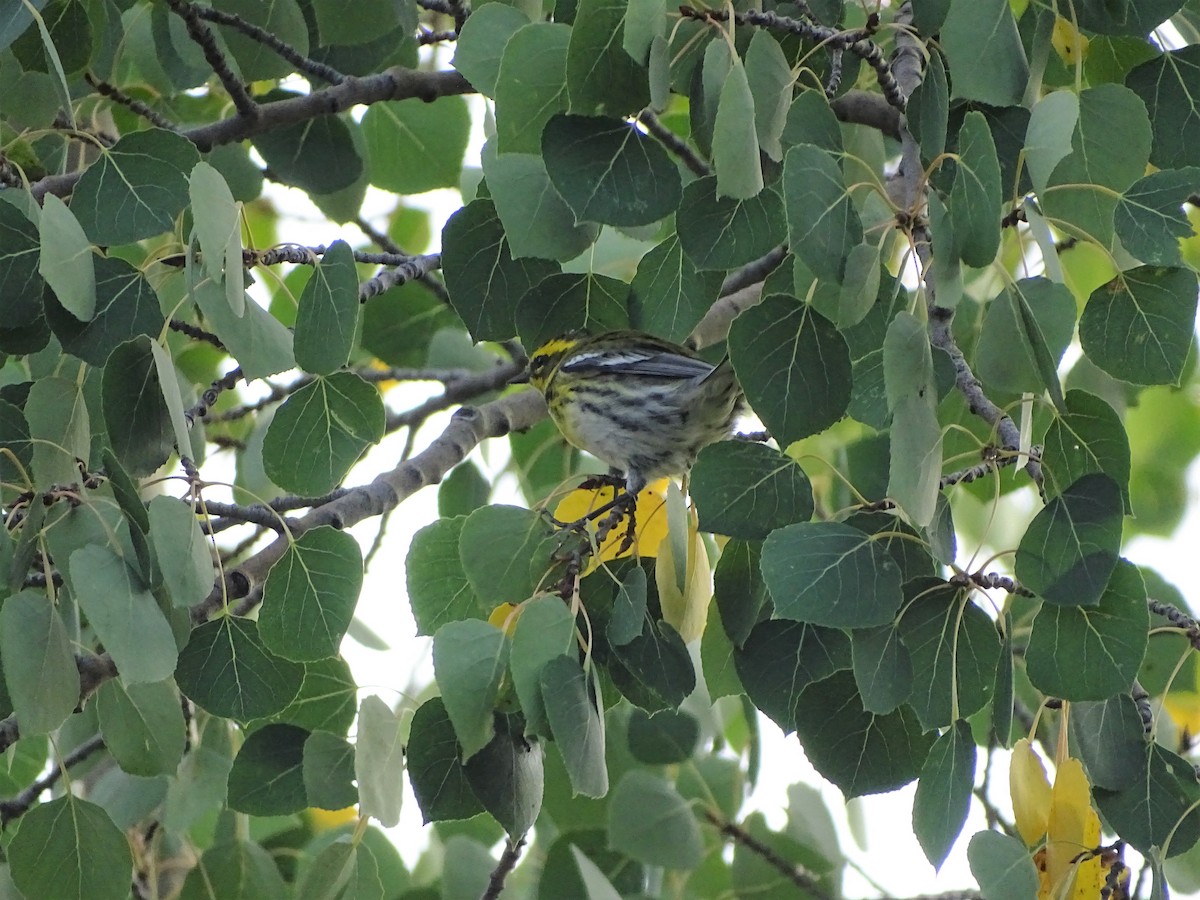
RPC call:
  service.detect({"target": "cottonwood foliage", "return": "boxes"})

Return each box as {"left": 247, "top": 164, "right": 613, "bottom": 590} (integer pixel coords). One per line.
{"left": 0, "top": 0, "right": 1199, "bottom": 897}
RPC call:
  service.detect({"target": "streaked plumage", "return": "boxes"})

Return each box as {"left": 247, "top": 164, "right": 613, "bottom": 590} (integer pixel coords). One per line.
{"left": 527, "top": 330, "right": 742, "bottom": 497}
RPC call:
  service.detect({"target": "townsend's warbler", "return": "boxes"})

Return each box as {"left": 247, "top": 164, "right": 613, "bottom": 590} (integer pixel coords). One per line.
{"left": 527, "top": 331, "right": 742, "bottom": 502}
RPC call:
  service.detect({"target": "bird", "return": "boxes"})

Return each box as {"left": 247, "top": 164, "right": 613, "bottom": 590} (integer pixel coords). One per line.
{"left": 525, "top": 329, "right": 742, "bottom": 546}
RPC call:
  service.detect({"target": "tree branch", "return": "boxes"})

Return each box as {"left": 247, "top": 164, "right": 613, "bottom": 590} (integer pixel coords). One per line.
{"left": 191, "top": 383, "right": 547, "bottom": 621}
{"left": 31, "top": 68, "right": 473, "bottom": 202}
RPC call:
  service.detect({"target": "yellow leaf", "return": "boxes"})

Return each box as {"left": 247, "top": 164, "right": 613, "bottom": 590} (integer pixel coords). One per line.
{"left": 488, "top": 602, "right": 522, "bottom": 635}
{"left": 306, "top": 806, "right": 357, "bottom": 832}
{"left": 1011, "top": 738, "right": 1052, "bottom": 846}
{"left": 1051, "top": 17, "right": 1089, "bottom": 66}
{"left": 553, "top": 479, "right": 670, "bottom": 573}
{"left": 1046, "top": 757, "right": 1103, "bottom": 899}
{"left": 656, "top": 512, "right": 713, "bottom": 643}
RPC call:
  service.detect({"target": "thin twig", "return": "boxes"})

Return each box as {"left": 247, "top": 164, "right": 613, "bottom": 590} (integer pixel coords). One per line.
{"left": 638, "top": 110, "right": 710, "bottom": 177}
{"left": 481, "top": 838, "right": 525, "bottom": 900}
{"left": 164, "top": 0, "right": 258, "bottom": 118}
{"left": 85, "top": 74, "right": 180, "bottom": 131}
{"left": 192, "top": 5, "right": 345, "bottom": 84}
{"left": 703, "top": 808, "right": 834, "bottom": 900}
{"left": 0, "top": 734, "right": 106, "bottom": 825}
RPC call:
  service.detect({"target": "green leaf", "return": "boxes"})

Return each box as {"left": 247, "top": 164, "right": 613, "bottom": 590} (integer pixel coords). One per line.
{"left": 452, "top": 4, "right": 530, "bottom": 97}
{"left": 361, "top": 279, "right": 462, "bottom": 368}
{"left": 481, "top": 143, "right": 599, "bottom": 262}
{"left": 541, "top": 655, "right": 607, "bottom": 797}
{"left": 495, "top": 23, "right": 571, "bottom": 153}
{"left": 1079, "top": 266, "right": 1198, "bottom": 386}
{"left": 627, "top": 708, "right": 698, "bottom": 765}
{"left": 262, "top": 372, "right": 384, "bottom": 495}
{"left": 0, "top": 199, "right": 45, "bottom": 328}
{"left": 175, "top": 617, "right": 303, "bottom": 720}
{"left": 407, "top": 696, "right": 484, "bottom": 823}
{"left": 744, "top": 31, "right": 792, "bottom": 163}
{"left": 188, "top": 160, "right": 244, "bottom": 316}
{"left": 8, "top": 796, "right": 132, "bottom": 900}
{"left": 712, "top": 57, "right": 762, "bottom": 200}
{"left": 1093, "top": 744, "right": 1200, "bottom": 856}
{"left": 729, "top": 295, "right": 851, "bottom": 446}
{"left": 1115, "top": 167, "right": 1200, "bottom": 266}
{"left": 734, "top": 620, "right": 849, "bottom": 731}
{"left": 851, "top": 625, "right": 912, "bottom": 715}
{"left": 690, "top": 441, "right": 814, "bottom": 540}
{"left": 295, "top": 838, "right": 383, "bottom": 900}
{"left": 406, "top": 517, "right": 484, "bottom": 635}
{"left": 463, "top": 712, "right": 544, "bottom": 837}
{"left": 311, "top": 0, "right": 403, "bottom": 44}
{"left": 147, "top": 495, "right": 212, "bottom": 608}
{"left": 975, "top": 277, "right": 1074, "bottom": 402}
{"left": 565, "top": 0, "right": 648, "bottom": 116}
{"left": 252, "top": 98, "right": 362, "bottom": 194}
{"left": 908, "top": 49, "right": 948, "bottom": 166}
{"left": 781, "top": 89, "right": 843, "bottom": 155}
{"left": 628, "top": 234, "right": 723, "bottom": 343}
{"left": 1074, "top": 694, "right": 1151, "bottom": 790}
{"left": 96, "top": 678, "right": 185, "bottom": 777}
{"left": 677, "top": 176, "right": 786, "bottom": 270}
{"left": 177, "top": 840, "right": 287, "bottom": 900}
{"left": 541, "top": 114, "right": 681, "bottom": 227}
{"left": 1042, "top": 84, "right": 1153, "bottom": 247}
{"left": 45, "top": 256, "right": 163, "bottom": 367}
{"left": 71, "top": 128, "right": 199, "bottom": 244}
{"left": 967, "top": 831, "right": 1040, "bottom": 900}
{"left": 899, "top": 579, "right": 1000, "bottom": 729}
{"left": 949, "top": 111, "right": 1002, "bottom": 267}
{"left": 783, "top": 144, "right": 862, "bottom": 283}
{"left": 432, "top": 618, "right": 509, "bottom": 760}
{"left": 69, "top": 545, "right": 177, "bottom": 684}
{"left": 0, "top": 590, "right": 79, "bottom": 736}
{"left": 623, "top": 0, "right": 666, "bottom": 65}
{"left": 793, "top": 670, "right": 934, "bottom": 797}
{"left": 1014, "top": 473, "right": 1122, "bottom": 606}
{"left": 1026, "top": 559, "right": 1148, "bottom": 701}
{"left": 607, "top": 770, "right": 703, "bottom": 869}
{"left": 760, "top": 522, "right": 903, "bottom": 627}
{"left": 102, "top": 336, "right": 177, "bottom": 476}
{"left": 939, "top": 0, "right": 1028, "bottom": 106}
{"left": 1026, "top": 93, "right": 1079, "bottom": 197}
{"left": 913, "top": 720, "right": 975, "bottom": 870}
{"left": 515, "top": 271, "right": 630, "bottom": 350}
{"left": 37, "top": 194, "right": 94, "bottom": 321}
{"left": 441, "top": 199, "right": 558, "bottom": 341}
{"left": 884, "top": 311, "right": 941, "bottom": 527}
{"left": 1127, "top": 46, "right": 1200, "bottom": 168}
{"left": 838, "top": 243, "right": 883, "bottom": 329}
{"left": 1042, "top": 390, "right": 1131, "bottom": 509}
{"left": 259, "top": 525, "right": 363, "bottom": 662}
{"left": 511, "top": 595, "right": 576, "bottom": 738}
{"left": 363, "top": 96, "right": 470, "bottom": 195}
{"left": 271, "top": 656, "right": 357, "bottom": 735}
{"left": 294, "top": 240, "right": 360, "bottom": 375}
{"left": 458, "top": 505, "right": 562, "bottom": 609}
{"left": 608, "top": 566, "right": 647, "bottom": 647}
{"left": 355, "top": 695, "right": 406, "bottom": 827}
{"left": 611, "top": 617, "right": 695, "bottom": 710}
{"left": 713, "top": 539, "right": 769, "bottom": 648}
{"left": 227, "top": 723, "right": 308, "bottom": 816}
{"left": 25, "top": 374, "right": 89, "bottom": 490}
{"left": 190, "top": 276, "right": 295, "bottom": 380}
